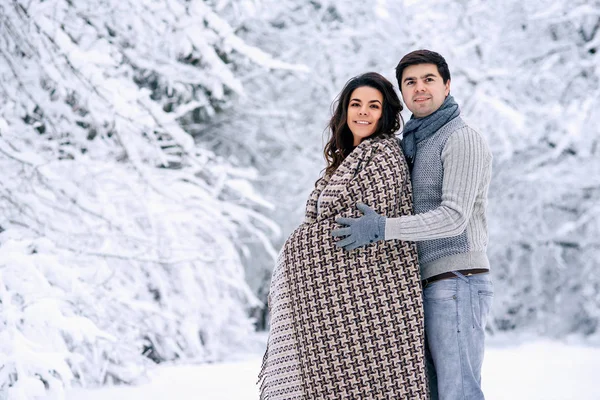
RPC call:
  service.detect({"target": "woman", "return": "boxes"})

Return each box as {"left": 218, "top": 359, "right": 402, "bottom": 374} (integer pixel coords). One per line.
{"left": 259, "top": 73, "right": 427, "bottom": 399}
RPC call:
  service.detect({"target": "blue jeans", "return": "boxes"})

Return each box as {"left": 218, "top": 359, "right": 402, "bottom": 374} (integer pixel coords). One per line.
{"left": 423, "top": 272, "right": 493, "bottom": 400}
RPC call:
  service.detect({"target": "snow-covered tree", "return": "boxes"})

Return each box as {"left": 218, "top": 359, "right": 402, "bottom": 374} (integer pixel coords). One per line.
{"left": 0, "top": 0, "right": 295, "bottom": 397}
{"left": 471, "top": 0, "right": 600, "bottom": 336}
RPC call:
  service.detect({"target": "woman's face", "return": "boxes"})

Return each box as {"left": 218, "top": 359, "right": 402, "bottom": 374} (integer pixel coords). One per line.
{"left": 346, "top": 86, "right": 383, "bottom": 146}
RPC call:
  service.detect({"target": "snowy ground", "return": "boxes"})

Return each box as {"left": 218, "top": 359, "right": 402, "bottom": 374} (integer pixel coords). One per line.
{"left": 67, "top": 338, "right": 600, "bottom": 400}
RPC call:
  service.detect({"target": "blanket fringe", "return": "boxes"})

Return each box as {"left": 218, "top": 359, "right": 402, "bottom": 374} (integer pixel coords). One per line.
{"left": 257, "top": 341, "right": 269, "bottom": 400}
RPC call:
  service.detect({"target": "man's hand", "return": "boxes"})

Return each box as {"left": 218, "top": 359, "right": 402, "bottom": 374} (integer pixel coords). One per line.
{"left": 332, "top": 203, "right": 386, "bottom": 250}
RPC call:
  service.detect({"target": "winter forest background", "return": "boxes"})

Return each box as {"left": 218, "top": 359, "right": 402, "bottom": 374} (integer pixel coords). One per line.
{"left": 0, "top": 0, "right": 598, "bottom": 398}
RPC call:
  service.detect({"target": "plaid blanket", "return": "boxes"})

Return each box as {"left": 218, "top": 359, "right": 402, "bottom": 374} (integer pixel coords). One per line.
{"left": 259, "top": 135, "right": 427, "bottom": 399}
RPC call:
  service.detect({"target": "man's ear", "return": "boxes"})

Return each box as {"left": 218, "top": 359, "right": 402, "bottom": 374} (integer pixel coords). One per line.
{"left": 444, "top": 79, "right": 451, "bottom": 96}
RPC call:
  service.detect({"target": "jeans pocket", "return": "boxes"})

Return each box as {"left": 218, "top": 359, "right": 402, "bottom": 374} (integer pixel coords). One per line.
{"left": 423, "top": 279, "right": 457, "bottom": 302}
{"left": 476, "top": 290, "right": 493, "bottom": 330}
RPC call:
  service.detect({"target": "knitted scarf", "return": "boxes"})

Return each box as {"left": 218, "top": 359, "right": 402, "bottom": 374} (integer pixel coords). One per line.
{"left": 258, "top": 135, "right": 428, "bottom": 399}
{"left": 401, "top": 94, "right": 460, "bottom": 168}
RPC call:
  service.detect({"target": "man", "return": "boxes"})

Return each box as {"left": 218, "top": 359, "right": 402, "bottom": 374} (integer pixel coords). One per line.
{"left": 332, "top": 50, "right": 494, "bottom": 400}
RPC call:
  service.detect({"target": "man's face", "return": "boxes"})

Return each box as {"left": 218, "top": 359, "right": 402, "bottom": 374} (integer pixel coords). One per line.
{"left": 400, "top": 63, "right": 450, "bottom": 118}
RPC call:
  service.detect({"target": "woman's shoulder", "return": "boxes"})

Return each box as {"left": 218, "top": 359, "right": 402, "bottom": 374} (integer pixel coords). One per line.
{"left": 367, "top": 134, "right": 403, "bottom": 155}
{"left": 353, "top": 135, "right": 409, "bottom": 178}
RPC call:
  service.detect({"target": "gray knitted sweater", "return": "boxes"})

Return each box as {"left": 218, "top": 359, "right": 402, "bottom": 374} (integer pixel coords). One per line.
{"left": 385, "top": 117, "right": 492, "bottom": 280}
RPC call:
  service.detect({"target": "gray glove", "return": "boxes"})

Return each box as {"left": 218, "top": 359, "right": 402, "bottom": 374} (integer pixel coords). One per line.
{"left": 332, "top": 203, "right": 386, "bottom": 251}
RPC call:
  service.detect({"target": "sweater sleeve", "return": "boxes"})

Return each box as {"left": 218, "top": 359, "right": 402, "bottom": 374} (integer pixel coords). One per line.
{"left": 384, "top": 127, "right": 491, "bottom": 241}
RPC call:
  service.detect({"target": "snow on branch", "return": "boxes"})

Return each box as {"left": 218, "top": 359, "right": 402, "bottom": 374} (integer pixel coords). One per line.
{"left": 0, "top": 0, "right": 285, "bottom": 398}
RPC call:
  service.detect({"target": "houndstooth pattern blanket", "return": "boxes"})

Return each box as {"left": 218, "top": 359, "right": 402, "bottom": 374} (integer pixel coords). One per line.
{"left": 259, "top": 135, "right": 427, "bottom": 399}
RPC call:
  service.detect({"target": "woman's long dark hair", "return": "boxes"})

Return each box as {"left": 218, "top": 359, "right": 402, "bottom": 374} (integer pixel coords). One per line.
{"left": 323, "top": 72, "right": 403, "bottom": 177}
